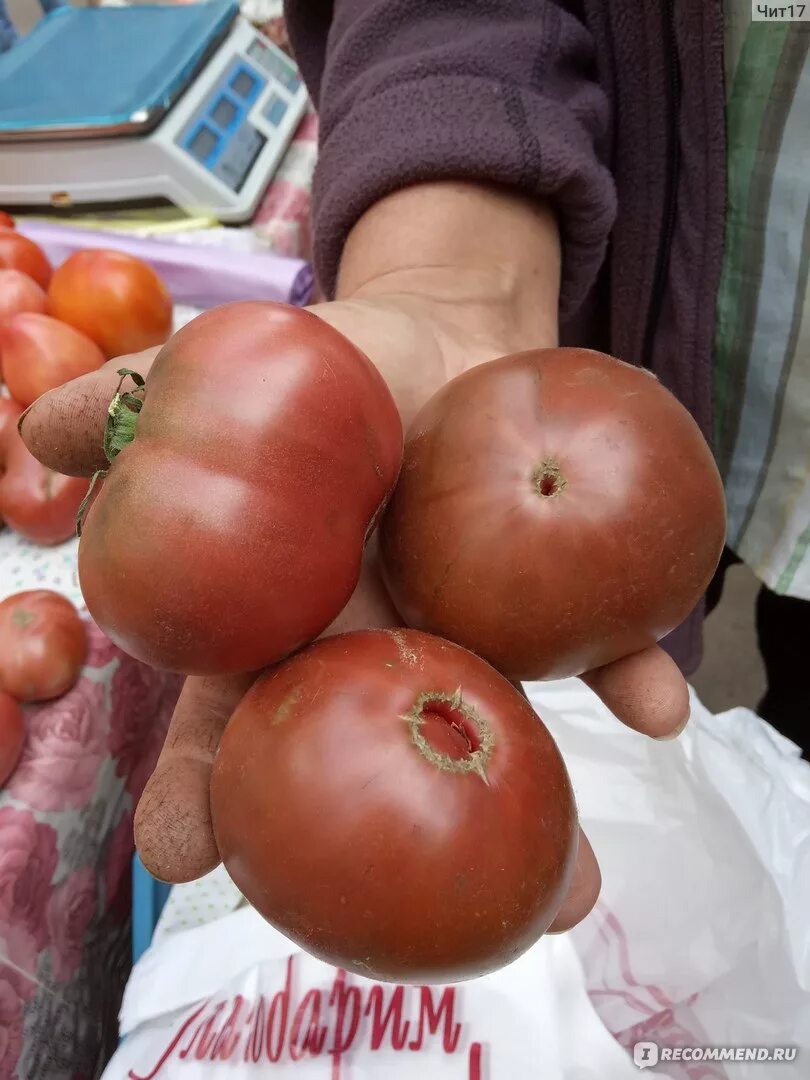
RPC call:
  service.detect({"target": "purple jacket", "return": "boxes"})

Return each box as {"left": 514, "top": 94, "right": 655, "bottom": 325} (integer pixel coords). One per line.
{"left": 285, "top": 0, "right": 727, "bottom": 674}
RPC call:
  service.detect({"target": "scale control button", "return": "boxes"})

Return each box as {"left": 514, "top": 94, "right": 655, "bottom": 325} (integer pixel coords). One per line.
{"left": 211, "top": 97, "right": 238, "bottom": 130}
{"left": 263, "top": 93, "right": 288, "bottom": 126}
{"left": 188, "top": 125, "right": 218, "bottom": 164}
{"left": 231, "top": 69, "right": 257, "bottom": 99}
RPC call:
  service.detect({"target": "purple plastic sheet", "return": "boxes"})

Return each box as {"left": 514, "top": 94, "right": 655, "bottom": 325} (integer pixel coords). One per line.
{"left": 18, "top": 222, "right": 314, "bottom": 309}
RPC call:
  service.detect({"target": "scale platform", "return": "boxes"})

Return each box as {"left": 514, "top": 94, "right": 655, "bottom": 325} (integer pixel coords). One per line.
{"left": 0, "top": 2, "right": 309, "bottom": 222}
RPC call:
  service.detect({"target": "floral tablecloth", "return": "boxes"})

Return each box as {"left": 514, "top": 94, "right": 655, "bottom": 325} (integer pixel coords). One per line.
{"left": 0, "top": 533, "right": 182, "bottom": 1080}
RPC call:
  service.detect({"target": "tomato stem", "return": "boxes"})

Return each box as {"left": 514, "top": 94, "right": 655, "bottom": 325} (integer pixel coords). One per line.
{"left": 104, "top": 368, "right": 146, "bottom": 463}
{"left": 405, "top": 689, "right": 494, "bottom": 780}
{"left": 532, "top": 461, "right": 566, "bottom": 498}
{"left": 76, "top": 369, "right": 146, "bottom": 538}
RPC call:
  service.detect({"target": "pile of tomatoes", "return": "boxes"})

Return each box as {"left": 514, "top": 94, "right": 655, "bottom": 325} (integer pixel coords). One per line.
{"left": 0, "top": 589, "right": 87, "bottom": 787}
{"left": 0, "top": 212, "right": 172, "bottom": 545}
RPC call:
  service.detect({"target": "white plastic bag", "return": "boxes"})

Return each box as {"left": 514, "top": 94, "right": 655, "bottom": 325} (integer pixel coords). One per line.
{"left": 103, "top": 683, "right": 810, "bottom": 1079}
{"left": 105, "top": 899, "right": 645, "bottom": 1079}
{"left": 531, "top": 682, "right": 810, "bottom": 1078}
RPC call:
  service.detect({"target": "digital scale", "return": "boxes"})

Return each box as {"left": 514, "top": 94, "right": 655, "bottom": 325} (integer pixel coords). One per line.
{"left": 0, "top": 1, "right": 309, "bottom": 222}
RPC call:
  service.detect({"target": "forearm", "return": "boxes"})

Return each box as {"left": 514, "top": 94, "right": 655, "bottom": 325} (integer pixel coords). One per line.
{"left": 286, "top": 2, "right": 614, "bottom": 313}
{"left": 336, "top": 181, "right": 561, "bottom": 358}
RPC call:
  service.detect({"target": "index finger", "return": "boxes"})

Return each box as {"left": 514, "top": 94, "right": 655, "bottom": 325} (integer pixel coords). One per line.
{"left": 135, "top": 671, "right": 255, "bottom": 883}
{"left": 18, "top": 346, "right": 160, "bottom": 476}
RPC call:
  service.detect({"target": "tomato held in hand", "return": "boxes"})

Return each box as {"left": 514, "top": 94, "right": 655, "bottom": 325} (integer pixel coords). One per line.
{"left": 0, "top": 590, "right": 87, "bottom": 702}
{"left": 48, "top": 249, "right": 172, "bottom": 357}
{"left": 0, "top": 425, "right": 90, "bottom": 545}
{"left": 79, "top": 302, "right": 403, "bottom": 674}
{"left": 0, "top": 269, "right": 48, "bottom": 325}
{"left": 211, "top": 628, "right": 577, "bottom": 983}
{"left": 380, "top": 348, "right": 726, "bottom": 681}
{"left": 0, "top": 313, "right": 105, "bottom": 407}
{"left": 0, "top": 692, "right": 24, "bottom": 787}
{"left": 0, "top": 229, "right": 52, "bottom": 289}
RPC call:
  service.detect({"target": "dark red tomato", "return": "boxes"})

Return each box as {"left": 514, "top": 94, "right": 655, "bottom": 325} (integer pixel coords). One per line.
{"left": 48, "top": 249, "right": 172, "bottom": 357}
{"left": 0, "top": 590, "right": 87, "bottom": 702}
{"left": 79, "top": 302, "right": 403, "bottom": 674}
{"left": 211, "top": 628, "right": 577, "bottom": 983}
{"left": 380, "top": 348, "right": 726, "bottom": 681}
{"left": 0, "top": 313, "right": 106, "bottom": 407}
{"left": 0, "top": 229, "right": 52, "bottom": 289}
{"left": 0, "top": 426, "right": 90, "bottom": 544}
{"left": 0, "top": 692, "right": 24, "bottom": 787}
{"left": 0, "top": 269, "right": 48, "bottom": 325}
{"left": 0, "top": 212, "right": 15, "bottom": 229}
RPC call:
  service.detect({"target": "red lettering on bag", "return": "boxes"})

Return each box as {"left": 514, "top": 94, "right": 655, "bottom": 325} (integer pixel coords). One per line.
{"left": 468, "top": 1041, "right": 483, "bottom": 1080}
{"left": 408, "top": 988, "right": 462, "bottom": 1053}
{"left": 193, "top": 1002, "right": 226, "bottom": 1059}
{"left": 128, "top": 955, "right": 483, "bottom": 1075}
{"left": 289, "top": 988, "right": 327, "bottom": 1060}
{"left": 266, "top": 956, "right": 294, "bottom": 1062}
{"left": 248, "top": 995, "right": 266, "bottom": 1062}
{"left": 364, "top": 985, "right": 411, "bottom": 1050}
{"left": 328, "top": 969, "right": 362, "bottom": 1078}
{"left": 127, "top": 1003, "right": 207, "bottom": 1080}
{"left": 210, "top": 994, "right": 244, "bottom": 1060}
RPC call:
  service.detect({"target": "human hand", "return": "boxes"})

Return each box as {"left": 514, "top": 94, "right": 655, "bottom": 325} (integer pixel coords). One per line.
{"left": 20, "top": 184, "right": 690, "bottom": 934}
{"left": 20, "top": 297, "right": 688, "bottom": 934}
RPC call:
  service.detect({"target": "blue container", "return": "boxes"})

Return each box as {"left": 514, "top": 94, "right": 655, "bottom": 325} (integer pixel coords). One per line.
{"left": 132, "top": 853, "right": 172, "bottom": 964}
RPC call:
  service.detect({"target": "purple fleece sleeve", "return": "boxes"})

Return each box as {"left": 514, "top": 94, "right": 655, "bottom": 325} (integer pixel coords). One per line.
{"left": 285, "top": 0, "right": 616, "bottom": 313}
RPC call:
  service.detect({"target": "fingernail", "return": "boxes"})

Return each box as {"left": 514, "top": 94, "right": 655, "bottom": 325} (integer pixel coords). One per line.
{"left": 654, "top": 710, "right": 690, "bottom": 742}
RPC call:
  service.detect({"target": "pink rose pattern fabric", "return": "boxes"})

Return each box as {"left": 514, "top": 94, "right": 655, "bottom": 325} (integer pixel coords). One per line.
{"left": 0, "top": 808, "right": 57, "bottom": 972}
{"left": 8, "top": 681, "right": 107, "bottom": 812}
{"left": 0, "top": 621, "right": 182, "bottom": 1080}
{"left": 108, "top": 662, "right": 182, "bottom": 801}
{"left": 0, "top": 965, "right": 34, "bottom": 1080}
{"left": 46, "top": 869, "right": 98, "bottom": 983}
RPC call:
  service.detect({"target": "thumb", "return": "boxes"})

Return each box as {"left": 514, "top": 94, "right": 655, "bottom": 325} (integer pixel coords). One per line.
{"left": 18, "top": 347, "right": 160, "bottom": 477}
{"left": 135, "top": 671, "right": 255, "bottom": 883}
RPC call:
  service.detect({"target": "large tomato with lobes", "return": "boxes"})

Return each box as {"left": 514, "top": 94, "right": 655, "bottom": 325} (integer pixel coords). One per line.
{"left": 211, "top": 628, "right": 577, "bottom": 983}
{"left": 78, "top": 302, "right": 403, "bottom": 674}
{"left": 380, "top": 347, "right": 726, "bottom": 681}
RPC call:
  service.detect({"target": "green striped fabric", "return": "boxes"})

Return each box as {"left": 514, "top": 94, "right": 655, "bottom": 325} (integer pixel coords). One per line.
{"left": 713, "top": 5, "right": 810, "bottom": 598}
